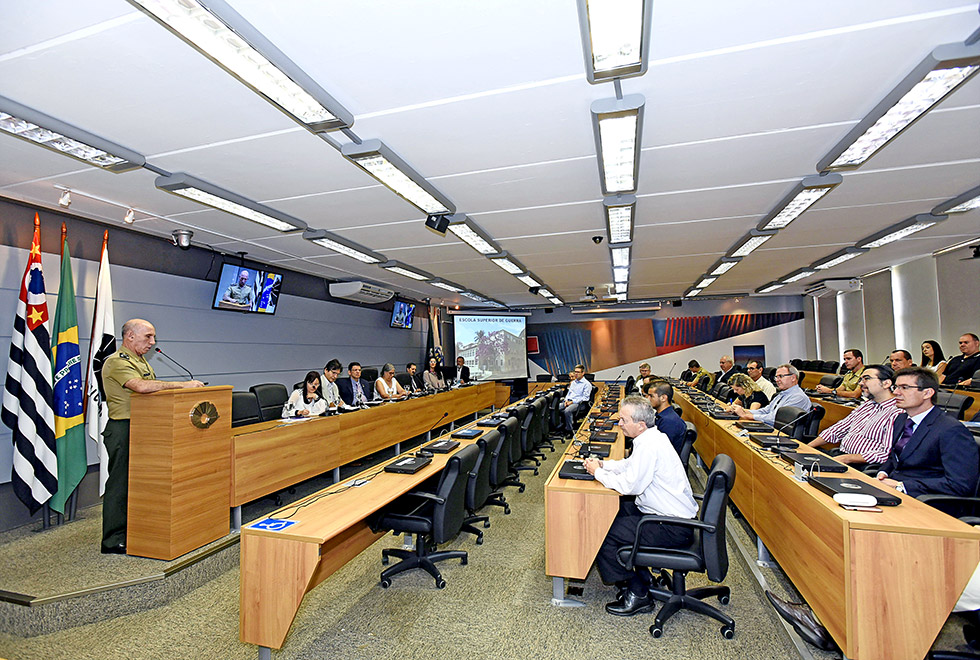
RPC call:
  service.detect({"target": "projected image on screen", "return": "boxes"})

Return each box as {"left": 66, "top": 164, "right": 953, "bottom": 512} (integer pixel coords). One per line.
{"left": 453, "top": 315, "right": 528, "bottom": 381}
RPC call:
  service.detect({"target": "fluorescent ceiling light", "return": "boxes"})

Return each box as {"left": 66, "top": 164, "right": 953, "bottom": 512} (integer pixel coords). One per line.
{"left": 342, "top": 139, "right": 454, "bottom": 215}
{"left": 685, "top": 288, "right": 702, "bottom": 298}
{"left": 610, "top": 245, "right": 630, "bottom": 268}
{"left": 591, "top": 95, "right": 645, "bottom": 195}
{"left": 446, "top": 214, "right": 500, "bottom": 255}
{"left": 460, "top": 291, "right": 506, "bottom": 308}
{"left": 548, "top": 297, "right": 563, "bottom": 306}
{"left": 430, "top": 279, "right": 465, "bottom": 293}
{"left": 488, "top": 252, "right": 526, "bottom": 275}
{"left": 613, "top": 266, "right": 629, "bottom": 283}
{"left": 782, "top": 269, "right": 817, "bottom": 283}
{"left": 302, "top": 228, "right": 384, "bottom": 264}
{"left": 0, "top": 95, "right": 144, "bottom": 172}
{"left": 380, "top": 261, "right": 432, "bottom": 281}
{"left": 128, "top": 0, "right": 351, "bottom": 131}
{"left": 696, "top": 276, "right": 717, "bottom": 289}
{"left": 813, "top": 248, "right": 868, "bottom": 270}
{"left": 857, "top": 213, "right": 944, "bottom": 249}
{"left": 758, "top": 173, "right": 843, "bottom": 231}
{"left": 516, "top": 274, "right": 542, "bottom": 288}
{"left": 576, "top": 0, "right": 652, "bottom": 83}
{"left": 603, "top": 194, "right": 636, "bottom": 244}
{"left": 728, "top": 230, "right": 776, "bottom": 258}
{"left": 155, "top": 172, "right": 305, "bottom": 232}
{"left": 932, "top": 184, "right": 980, "bottom": 215}
{"left": 538, "top": 289, "right": 554, "bottom": 298}
{"left": 708, "top": 257, "right": 740, "bottom": 277}
{"left": 818, "top": 42, "right": 980, "bottom": 172}
{"left": 615, "top": 282, "right": 627, "bottom": 294}
{"left": 613, "top": 293, "right": 627, "bottom": 302}
{"left": 756, "top": 283, "right": 785, "bottom": 294}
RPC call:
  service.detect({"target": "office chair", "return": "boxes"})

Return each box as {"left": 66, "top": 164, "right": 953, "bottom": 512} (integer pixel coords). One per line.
{"left": 461, "top": 435, "right": 497, "bottom": 544}
{"left": 548, "top": 393, "right": 565, "bottom": 442}
{"left": 763, "top": 367, "right": 777, "bottom": 382}
{"left": 680, "top": 421, "right": 697, "bottom": 476}
{"left": 482, "top": 428, "right": 511, "bottom": 515}
{"left": 817, "top": 374, "right": 843, "bottom": 390}
{"left": 535, "top": 374, "right": 554, "bottom": 382}
{"left": 790, "top": 359, "right": 804, "bottom": 369}
{"left": 802, "top": 404, "right": 825, "bottom": 444}
{"left": 531, "top": 396, "right": 555, "bottom": 453}
{"left": 231, "top": 391, "right": 261, "bottom": 427}
{"left": 616, "top": 454, "right": 736, "bottom": 639}
{"left": 625, "top": 375, "right": 636, "bottom": 394}
{"left": 516, "top": 403, "right": 544, "bottom": 473}
{"left": 672, "top": 403, "right": 684, "bottom": 419}
{"left": 938, "top": 393, "right": 975, "bottom": 421}
{"left": 249, "top": 383, "right": 288, "bottom": 422}
{"left": 824, "top": 361, "right": 840, "bottom": 374}
{"left": 774, "top": 405, "right": 809, "bottom": 441}
{"left": 361, "top": 366, "right": 379, "bottom": 383}
{"left": 378, "top": 444, "right": 478, "bottom": 589}
{"left": 394, "top": 372, "right": 412, "bottom": 389}
{"left": 497, "top": 416, "right": 526, "bottom": 493}
{"left": 715, "top": 385, "right": 733, "bottom": 404}
{"left": 696, "top": 375, "right": 712, "bottom": 392}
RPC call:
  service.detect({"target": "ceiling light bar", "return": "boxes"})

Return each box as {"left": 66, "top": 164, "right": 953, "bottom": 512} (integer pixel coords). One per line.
{"left": 817, "top": 42, "right": 980, "bottom": 172}
{"left": 127, "top": 0, "right": 352, "bottom": 132}
{"left": 813, "top": 247, "right": 868, "bottom": 270}
{"left": 460, "top": 291, "right": 506, "bottom": 308}
{"left": 728, "top": 229, "right": 777, "bottom": 258}
{"left": 615, "top": 281, "right": 627, "bottom": 294}
{"left": 758, "top": 173, "right": 843, "bottom": 231}
{"left": 591, "top": 95, "right": 645, "bottom": 195}
{"left": 857, "top": 213, "right": 946, "bottom": 249}
{"left": 610, "top": 244, "right": 631, "bottom": 269}
{"left": 932, "top": 184, "right": 980, "bottom": 215}
{"left": 380, "top": 260, "right": 432, "bottom": 281}
{"left": 696, "top": 276, "right": 717, "bottom": 289}
{"left": 488, "top": 252, "right": 526, "bottom": 275}
{"left": 538, "top": 288, "right": 554, "bottom": 298}
{"left": 684, "top": 287, "right": 702, "bottom": 298}
{"left": 0, "top": 95, "right": 145, "bottom": 172}
{"left": 613, "top": 266, "right": 629, "bottom": 283}
{"left": 576, "top": 0, "right": 653, "bottom": 84}
{"left": 302, "top": 228, "right": 385, "bottom": 264}
{"left": 782, "top": 268, "right": 817, "bottom": 283}
{"left": 516, "top": 273, "right": 542, "bottom": 288}
{"left": 155, "top": 172, "right": 306, "bottom": 232}
{"left": 603, "top": 194, "right": 636, "bottom": 244}
{"left": 446, "top": 214, "right": 501, "bottom": 255}
{"left": 548, "top": 297, "right": 563, "bottom": 306}
{"left": 708, "top": 257, "right": 741, "bottom": 277}
{"left": 430, "top": 279, "right": 466, "bottom": 293}
{"left": 756, "top": 283, "right": 785, "bottom": 294}
{"left": 341, "top": 139, "right": 455, "bottom": 215}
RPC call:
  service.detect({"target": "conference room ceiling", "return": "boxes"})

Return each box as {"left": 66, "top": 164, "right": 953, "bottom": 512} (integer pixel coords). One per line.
{"left": 1, "top": 1, "right": 978, "bottom": 308}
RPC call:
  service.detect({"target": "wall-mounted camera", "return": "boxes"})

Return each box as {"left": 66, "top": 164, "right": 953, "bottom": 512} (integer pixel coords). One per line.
{"left": 171, "top": 229, "right": 193, "bottom": 250}
{"left": 592, "top": 235, "right": 604, "bottom": 244}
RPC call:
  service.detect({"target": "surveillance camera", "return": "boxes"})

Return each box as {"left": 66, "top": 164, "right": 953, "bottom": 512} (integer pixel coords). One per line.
{"left": 528, "top": 286, "right": 541, "bottom": 295}
{"left": 172, "top": 229, "right": 193, "bottom": 250}
{"left": 592, "top": 235, "right": 604, "bottom": 244}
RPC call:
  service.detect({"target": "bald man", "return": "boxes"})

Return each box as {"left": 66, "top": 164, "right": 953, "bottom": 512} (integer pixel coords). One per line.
{"left": 100, "top": 319, "right": 204, "bottom": 554}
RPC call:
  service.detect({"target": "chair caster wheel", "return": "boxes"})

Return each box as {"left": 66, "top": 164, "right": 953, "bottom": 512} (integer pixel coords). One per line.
{"left": 533, "top": 469, "right": 539, "bottom": 476}
{"left": 460, "top": 556, "right": 468, "bottom": 565}
{"left": 381, "top": 556, "right": 389, "bottom": 565}
{"left": 504, "top": 507, "right": 511, "bottom": 514}
{"left": 721, "top": 623, "right": 735, "bottom": 639}
{"left": 483, "top": 521, "right": 490, "bottom": 528}
{"left": 519, "top": 485, "right": 525, "bottom": 492}
{"left": 719, "top": 594, "right": 730, "bottom": 605}
{"left": 436, "top": 579, "right": 446, "bottom": 589}
{"left": 649, "top": 625, "right": 663, "bottom": 638}
{"left": 476, "top": 536, "right": 484, "bottom": 545}
{"left": 380, "top": 579, "right": 391, "bottom": 588}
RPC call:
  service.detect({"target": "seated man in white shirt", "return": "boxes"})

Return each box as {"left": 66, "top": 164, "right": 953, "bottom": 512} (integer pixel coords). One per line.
{"left": 560, "top": 364, "right": 593, "bottom": 437}
{"left": 584, "top": 396, "right": 698, "bottom": 616}
{"left": 746, "top": 360, "right": 777, "bottom": 400}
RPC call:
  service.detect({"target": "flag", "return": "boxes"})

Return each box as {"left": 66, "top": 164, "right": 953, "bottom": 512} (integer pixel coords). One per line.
{"left": 84, "top": 231, "right": 115, "bottom": 495}
{"left": 1, "top": 213, "right": 58, "bottom": 514}
{"left": 427, "top": 306, "right": 444, "bottom": 366}
{"left": 49, "top": 224, "right": 87, "bottom": 515}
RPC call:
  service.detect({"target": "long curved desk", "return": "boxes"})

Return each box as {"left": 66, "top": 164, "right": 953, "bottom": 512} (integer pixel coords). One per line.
{"left": 677, "top": 388, "right": 979, "bottom": 660}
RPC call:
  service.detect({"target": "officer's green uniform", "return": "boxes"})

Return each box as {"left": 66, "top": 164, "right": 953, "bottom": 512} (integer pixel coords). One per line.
{"left": 100, "top": 346, "right": 155, "bottom": 550}
{"left": 224, "top": 283, "right": 254, "bottom": 307}
{"left": 839, "top": 366, "right": 865, "bottom": 392}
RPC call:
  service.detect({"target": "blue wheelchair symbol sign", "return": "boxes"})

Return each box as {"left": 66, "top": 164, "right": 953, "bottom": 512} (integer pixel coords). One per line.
{"left": 250, "top": 518, "right": 297, "bottom": 531}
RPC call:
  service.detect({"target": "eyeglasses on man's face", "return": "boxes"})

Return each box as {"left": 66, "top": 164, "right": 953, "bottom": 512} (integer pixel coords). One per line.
{"left": 890, "top": 384, "right": 927, "bottom": 392}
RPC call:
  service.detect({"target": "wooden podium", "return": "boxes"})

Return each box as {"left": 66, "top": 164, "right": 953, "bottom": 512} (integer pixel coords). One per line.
{"left": 128, "top": 385, "right": 232, "bottom": 560}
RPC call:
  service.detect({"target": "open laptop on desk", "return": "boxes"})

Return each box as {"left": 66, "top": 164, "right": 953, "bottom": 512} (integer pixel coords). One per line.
{"left": 808, "top": 476, "right": 901, "bottom": 506}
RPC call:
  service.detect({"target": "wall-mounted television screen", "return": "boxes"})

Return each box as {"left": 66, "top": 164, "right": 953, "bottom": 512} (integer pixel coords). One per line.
{"left": 390, "top": 300, "right": 415, "bottom": 329}
{"left": 212, "top": 263, "right": 282, "bottom": 315}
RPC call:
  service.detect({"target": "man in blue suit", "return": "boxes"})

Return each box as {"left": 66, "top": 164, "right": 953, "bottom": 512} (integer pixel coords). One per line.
{"left": 336, "top": 361, "right": 374, "bottom": 406}
{"left": 876, "top": 366, "right": 978, "bottom": 498}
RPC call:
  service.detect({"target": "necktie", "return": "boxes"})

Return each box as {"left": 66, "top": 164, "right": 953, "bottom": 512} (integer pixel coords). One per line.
{"left": 354, "top": 380, "right": 363, "bottom": 403}
{"left": 895, "top": 417, "right": 915, "bottom": 453}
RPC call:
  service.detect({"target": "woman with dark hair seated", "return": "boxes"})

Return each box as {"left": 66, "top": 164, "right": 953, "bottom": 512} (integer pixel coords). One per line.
{"left": 282, "top": 370, "right": 327, "bottom": 418}
{"left": 920, "top": 339, "right": 947, "bottom": 377}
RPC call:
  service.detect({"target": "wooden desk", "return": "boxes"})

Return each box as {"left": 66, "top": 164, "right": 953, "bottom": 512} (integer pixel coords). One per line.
{"left": 677, "top": 391, "right": 980, "bottom": 660}
{"left": 239, "top": 387, "right": 548, "bottom": 654}
{"left": 231, "top": 382, "right": 495, "bottom": 506}
{"left": 543, "top": 384, "right": 627, "bottom": 604}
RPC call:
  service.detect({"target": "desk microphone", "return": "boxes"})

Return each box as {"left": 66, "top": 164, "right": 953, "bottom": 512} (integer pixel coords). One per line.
{"left": 611, "top": 369, "right": 625, "bottom": 386}
{"left": 154, "top": 347, "right": 203, "bottom": 383}
{"left": 939, "top": 380, "right": 966, "bottom": 415}
{"left": 425, "top": 411, "right": 449, "bottom": 438}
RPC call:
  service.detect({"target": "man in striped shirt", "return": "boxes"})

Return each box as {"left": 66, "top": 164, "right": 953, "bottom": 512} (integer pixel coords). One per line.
{"left": 807, "top": 364, "right": 900, "bottom": 468}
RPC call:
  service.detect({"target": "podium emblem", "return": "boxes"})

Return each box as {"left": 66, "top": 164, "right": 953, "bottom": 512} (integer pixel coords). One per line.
{"left": 190, "top": 401, "right": 219, "bottom": 429}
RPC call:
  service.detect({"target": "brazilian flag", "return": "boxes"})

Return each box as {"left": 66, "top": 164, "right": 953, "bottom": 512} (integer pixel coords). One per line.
{"left": 49, "top": 232, "right": 86, "bottom": 515}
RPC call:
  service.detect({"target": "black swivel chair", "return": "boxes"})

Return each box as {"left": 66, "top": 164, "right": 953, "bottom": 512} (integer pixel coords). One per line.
{"left": 394, "top": 372, "right": 412, "bottom": 389}
{"left": 515, "top": 404, "right": 543, "bottom": 474}
{"left": 817, "top": 374, "right": 843, "bottom": 390}
{"left": 938, "top": 393, "right": 975, "bottom": 421}
{"left": 680, "top": 421, "right": 697, "bottom": 476}
{"left": 696, "top": 375, "right": 712, "bottom": 392}
{"left": 616, "top": 454, "right": 737, "bottom": 639}
{"left": 715, "top": 385, "right": 733, "bottom": 404}
{"left": 625, "top": 375, "right": 636, "bottom": 394}
{"left": 378, "top": 444, "right": 478, "bottom": 589}
{"left": 763, "top": 367, "right": 777, "bottom": 382}
{"left": 802, "top": 404, "right": 825, "bottom": 444}
{"left": 531, "top": 396, "right": 555, "bottom": 453}
{"left": 249, "top": 383, "right": 288, "bottom": 422}
{"left": 482, "top": 429, "right": 511, "bottom": 515}
{"left": 361, "top": 366, "right": 379, "bottom": 384}
{"left": 672, "top": 402, "right": 684, "bottom": 419}
{"left": 461, "top": 435, "right": 498, "bottom": 544}
{"left": 824, "top": 360, "right": 840, "bottom": 373}
{"left": 231, "top": 391, "right": 261, "bottom": 427}
{"left": 774, "top": 405, "right": 809, "bottom": 441}
{"left": 497, "top": 416, "right": 526, "bottom": 493}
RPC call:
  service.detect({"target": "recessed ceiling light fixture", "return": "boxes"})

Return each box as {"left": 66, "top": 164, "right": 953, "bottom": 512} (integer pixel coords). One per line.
{"left": 781, "top": 268, "right": 817, "bottom": 283}
{"left": 446, "top": 214, "right": 501, "bottom": 255}
{"left": 603, "top": 194, "right": 636, "bottom": 244}
{"left": 756, "top": 282, "right": 785, "bottom": 294}
{"left": 342, "top": 139, "right": 454, "bottom": 215}
{"left": 591, "top": 94, "right": 645, "bottom": 195}
{"left": 488, "top": 252, "right": 526, "bottom": 275}
{"left": 857, "top": 213, "right": 946, "bottom": 249}
{"left": 757, "top": 173, "right": 843, "bottom": 231}
{"left": 430, "top": 279, "right": 466, "bottom": 293}
{"left": 728, "top": 229, "right": 777, "bottom": 258}
{"left": 379, "top": 260, "right": 432, "bottom": 281}
{"left": 576, "top": 0, "right": 653, "bottom": 84}
{"left": 813, "top": 247, "right": 868, "bottom": 270}
{"left": 708, "top": 257, "right": 741, "bottom": 277}
{"left": 932, "top": 184, "right": 980, "bottom": 215}
{"left": 302, "top": 228, "right": 385, "bottom": 264}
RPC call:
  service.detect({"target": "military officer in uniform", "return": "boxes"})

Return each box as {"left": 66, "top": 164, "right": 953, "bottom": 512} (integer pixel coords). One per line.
{"left": 221, "top": 268, "right": 254, "bottom": 307}
{"left": 100, "top": 319, "right": 203, "bottom": 554}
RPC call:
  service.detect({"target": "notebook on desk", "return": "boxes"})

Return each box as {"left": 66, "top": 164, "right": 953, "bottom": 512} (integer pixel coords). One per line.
{"left": 736, "top": 420, "right": 775, "bottom": 432}
{"left": 709, "top": 410, "right": 739, "bottom": 420}
{"left": 424, "top": 438, "right": 460, "bottom": 453}
{"left": 450, "top": 428, "right": 483, "bottom": 439}
{"left": 807, "top": 476, "right": 901, "bottom": 506}
{"left": 476, "top": 417, "right": 507, "bottom": 427}
{"left": 577, "top": 443, "right": 611, "bottom": 458}
{"left": 558, "top": 460, "right": 594, "bottom": 481}
{"left": 384, "top": 455, "right": 432, "bottom": 474}
{"left": 590, "top": 432, "right": 618, "bottom": 443}
{"left": 748, "top": 434, "right": 797, "bottom": 450}
{"left": 777, "top": 451, "right": 848, "bottom": 473}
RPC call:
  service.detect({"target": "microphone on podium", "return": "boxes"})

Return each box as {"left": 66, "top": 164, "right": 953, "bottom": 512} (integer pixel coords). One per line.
{"left": 154, "top": 347, "right": 205, "bottom": 384}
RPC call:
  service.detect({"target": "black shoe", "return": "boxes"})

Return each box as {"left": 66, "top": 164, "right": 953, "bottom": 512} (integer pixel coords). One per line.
{"left": 100, "top": 543, "right": 127, "bottom": 555}
{"left": 605, "top": 590, "right": 655, "bottom": 616}
{"left": 765, "top": 591, "right": 835, "bottom": 651}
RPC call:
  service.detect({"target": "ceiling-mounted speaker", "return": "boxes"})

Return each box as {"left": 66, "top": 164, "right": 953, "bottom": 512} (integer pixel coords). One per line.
{"left": 425, "top": 214, "right": 451, "bottom": 235}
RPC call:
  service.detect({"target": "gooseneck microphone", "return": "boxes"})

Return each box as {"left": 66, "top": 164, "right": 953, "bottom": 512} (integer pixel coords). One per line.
{"left": 612, "top": 369, "right": 625, "bottom": 386}
{"left": 667, "top": 362, "right": 677, "bottom": 378}
{"left": 154, "top": 347, "right": 199, "bottom": 382}
{"left": 425, "top": 411, "right": 450, "bottom": 439}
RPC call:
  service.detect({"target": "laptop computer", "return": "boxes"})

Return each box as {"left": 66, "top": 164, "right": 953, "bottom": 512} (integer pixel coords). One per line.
{"left": 424, "top": 438, "right": 460, "bottom": 453}
{"left": 748, "top": 434, "right": 798, "bottom": 450}
{"left": 709, "top": 410, "right": 740, "bottom": 420}
{"left": 577, "top": 443, "right": 611, "bottom": 458}
{"left": 384, "top": 455, "right": 432, "bottom": 474}
{"left": 558, "top": 460, "right": 594, "bottom": 481}
{"left": 777, "top": 451, "right": 848, "bottom": 473}
{"left": 450, "top": 428, "right": 483, "bottom": 439}
{"left": 736, "top": 420, "right": 775, "bottom": 432}
{"left": 476, "top": 417, "right": 507, "bottom": 427}
{"left": 807, "top": 476, "right": 901, "bottom": 506}
{"left": 590, "top": 431, "right": 618, "bottom": 443}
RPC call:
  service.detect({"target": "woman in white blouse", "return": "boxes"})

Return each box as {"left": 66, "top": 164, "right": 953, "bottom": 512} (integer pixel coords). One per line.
{"left": 375, "top": 362, "right": 408, "bottom": 400}
{"left": 282, "top": 371, "right": 328, "bottom": 417}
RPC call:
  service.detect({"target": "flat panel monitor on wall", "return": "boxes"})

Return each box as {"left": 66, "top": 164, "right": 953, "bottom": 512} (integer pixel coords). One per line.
{"left": 453, "top": 314, "right": 528, "bottom": 381}
{"left": 733, "top": 344, "right": 765, "bottom": 368}
{"left": 390, "top": 300, "right": 416, "bottom": 329}
{"left": 212, "top": 263, "right": 282, "bottom": 315}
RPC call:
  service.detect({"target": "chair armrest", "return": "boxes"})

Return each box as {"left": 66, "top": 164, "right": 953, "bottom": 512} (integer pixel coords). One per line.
{"left": 622, "top": 515, "right": 713, "bottom": 569}
{"left": 402, "top": 490, "right": 446, "bottom": 505}
{"left": 916, "top": 494, "right": 980, "bottom": 518}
